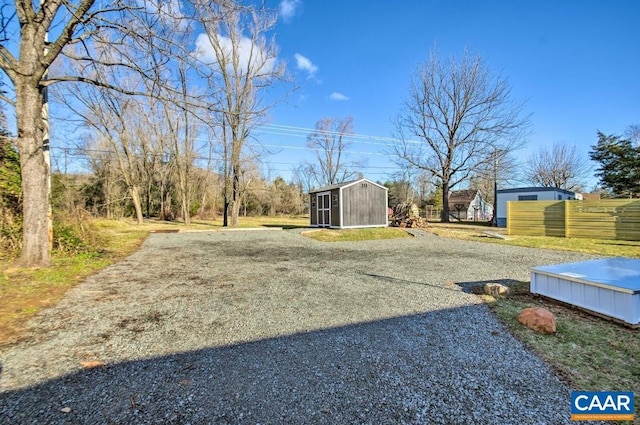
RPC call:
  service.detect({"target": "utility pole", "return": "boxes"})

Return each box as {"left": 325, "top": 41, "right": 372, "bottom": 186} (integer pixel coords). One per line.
{"left": 492, "top": 149, "right": 501, "bottom": 227}
{"left": 40, "top": 0, "right": 53, "bottom": 249}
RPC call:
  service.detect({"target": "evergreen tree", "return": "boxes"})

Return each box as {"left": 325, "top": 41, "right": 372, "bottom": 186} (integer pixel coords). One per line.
{"left": 589, "top": 132, "right": 640, "bottom": 198}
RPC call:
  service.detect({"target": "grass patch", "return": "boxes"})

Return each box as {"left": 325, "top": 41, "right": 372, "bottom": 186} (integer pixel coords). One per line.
{"left": 188, "top": 215, "right": 309, "bottom": 230}
{"left": 427, "top": 223, "right": 640, "bottom": 258}
{"left": 304, "top": 227, "right": 412, "bottom": 242}
{"left": 486, "top": 282, "right": 639, "bottom": 421}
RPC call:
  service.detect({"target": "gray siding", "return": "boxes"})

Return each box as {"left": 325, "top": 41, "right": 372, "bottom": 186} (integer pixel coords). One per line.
{"left": 331, "top": 189, "right": 340, "bottom": 227}
{"left": 342, "top": 181, "right": 387, "bottom": 227}
{"left": 309, "top": 194, "right": 318, "bottom": 226}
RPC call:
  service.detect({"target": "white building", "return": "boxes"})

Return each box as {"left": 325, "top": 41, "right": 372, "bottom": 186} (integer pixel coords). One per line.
{"left": 496, "top": 187, "right": 578, "bottom": 227}
{"left": 447, "top": 189, "right": 493, "bottom": 222}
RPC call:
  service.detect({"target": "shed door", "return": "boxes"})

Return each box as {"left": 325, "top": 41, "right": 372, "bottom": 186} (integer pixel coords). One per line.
{"left": 317, "top": 192, "right": 331, "bottom": 227}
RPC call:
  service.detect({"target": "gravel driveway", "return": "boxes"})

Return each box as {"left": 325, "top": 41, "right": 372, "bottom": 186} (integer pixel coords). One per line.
{"left": 0, "top": 229, "right": 594, "bottom": 424}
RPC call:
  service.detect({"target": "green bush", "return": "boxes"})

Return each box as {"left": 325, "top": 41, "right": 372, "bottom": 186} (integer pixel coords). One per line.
{"left": 53, "top": 220, "right": 87, "bottom": 254}
{"left": 0, "top": 138, "right": 22, "bottom": 258}
{"left": 52, "top": 210, "right": 108, "bottom": 255}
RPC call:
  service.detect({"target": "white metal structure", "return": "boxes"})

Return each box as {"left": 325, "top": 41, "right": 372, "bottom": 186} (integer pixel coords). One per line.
{"left": 496, "top": 187, "right": 577, "bottom": 227}
{"left": 531, "top": 258, "right": 640, "bottom": 327}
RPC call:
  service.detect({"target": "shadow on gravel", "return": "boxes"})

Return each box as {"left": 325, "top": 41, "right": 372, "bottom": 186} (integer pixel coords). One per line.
{"left": 262, "top": 224, "right": 310, "bottom": 230}
{"left": 364, "top": 273, "right": 462, "bottom": 293}
{"left": 455, "top": 279, "right": 523, "bottom": 294}
{"left": 1, "top": 307, "right": 572, "bottom": 425}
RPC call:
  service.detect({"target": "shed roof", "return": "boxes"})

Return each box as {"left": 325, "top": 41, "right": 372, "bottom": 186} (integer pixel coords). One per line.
{"left": 448, "top": 189, "right": 479, "bottom": 203}
{"left": 496, "top": 187, "right": 576, "bottom": 196}
{"left": 309, "top": 178, "right": 387, "bottom": 194}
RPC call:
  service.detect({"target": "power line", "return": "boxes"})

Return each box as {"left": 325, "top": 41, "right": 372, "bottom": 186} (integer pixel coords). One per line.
{"left": 258, "top": 143, "right": 391, "bottom": 156}
{"left": 49, "top": 146, "right": 412, "bottom": 175}
{"left": 254, "top": 123, "right": 422, "bottom": 146}
{"left": 49, "top": 120, "right": 425, "bottom": 179}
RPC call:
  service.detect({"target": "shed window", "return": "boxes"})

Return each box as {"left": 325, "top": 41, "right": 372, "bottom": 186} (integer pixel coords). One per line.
{"left": 518, "top": 195, "right": 538, "bottom": 201}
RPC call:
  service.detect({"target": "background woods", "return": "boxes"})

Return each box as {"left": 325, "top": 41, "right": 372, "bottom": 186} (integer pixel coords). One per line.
{"left": 0, "top": 2, "right": 638, "bottom": 263}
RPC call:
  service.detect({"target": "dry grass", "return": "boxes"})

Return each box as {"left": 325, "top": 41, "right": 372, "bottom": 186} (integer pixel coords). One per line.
{"left": 426, "top": 223, "right": 640, "bottom": 258}
{"left": 303, "top": 227, "right": 412, "bottom": 242}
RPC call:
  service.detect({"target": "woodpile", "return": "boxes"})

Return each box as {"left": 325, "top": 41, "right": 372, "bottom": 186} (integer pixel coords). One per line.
{"left": 390, "top": 203, "right": 428, "bottom": 228}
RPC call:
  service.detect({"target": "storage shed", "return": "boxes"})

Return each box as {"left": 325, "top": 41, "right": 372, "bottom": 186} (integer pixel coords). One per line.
{"left": 309, "top": 178, "right": 388, "bottom": 228}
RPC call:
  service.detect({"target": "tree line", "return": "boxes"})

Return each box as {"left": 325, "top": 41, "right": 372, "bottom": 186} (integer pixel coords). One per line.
{"left": 0, "top": 1, "right": 637, "bottom": 267}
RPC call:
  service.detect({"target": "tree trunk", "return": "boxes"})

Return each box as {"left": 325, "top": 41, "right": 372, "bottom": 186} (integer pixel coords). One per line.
{"left": 211, "top": 191, "right": 218, "bottom": 220}
{"left": 15, "top": 81, "right": 51, "bottom": 267}
{"left": 223, "top": 198, "right": 229, "bottom": 227}
{"left": 231, "top": 197, "right": 241, "bottom": 225}
{"left": 181, "top": 191, "right": 190, "bottom": 225}
{"left": 104, "top": 172, "right": 113, "bottom": 219}
{"left": 441, "top": 180, "right": 450, "bottom": 223}
{"left": 130, "top": 185, "right": 144, "bottom": 225}
{"left": 230, "top": 165, "right": 240, "bottom": 226}
{"left": 159, "top": 180, "right": 166, "bottom": 220}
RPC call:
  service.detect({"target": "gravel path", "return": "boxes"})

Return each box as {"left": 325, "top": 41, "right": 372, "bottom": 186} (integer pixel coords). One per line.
{"left": 0, "top": 229, "right": 595, "bottom": 424}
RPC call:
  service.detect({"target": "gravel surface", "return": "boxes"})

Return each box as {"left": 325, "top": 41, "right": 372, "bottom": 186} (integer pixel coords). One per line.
{"left": 0, "top": 229, "right": 596, "bottom": 424}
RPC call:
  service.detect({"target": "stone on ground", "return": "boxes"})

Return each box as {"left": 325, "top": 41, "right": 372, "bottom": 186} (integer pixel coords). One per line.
{"left": 518, "top": 307, "right": 557, "bottom": 334}
{"left": 484, "top": 283, "right": 510, "bottom": 297}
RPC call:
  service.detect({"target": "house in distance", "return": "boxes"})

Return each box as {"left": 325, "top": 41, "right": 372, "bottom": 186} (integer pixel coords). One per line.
{"left": 447, "top": 189, "right": 493, "bottom": 222}
{"left": 309, "top": 178, "right": 388, "bottom": 228}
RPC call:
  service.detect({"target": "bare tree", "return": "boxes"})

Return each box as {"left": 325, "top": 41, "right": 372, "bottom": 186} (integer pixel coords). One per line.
{"left": 625, "top": 124, "right": 640, "bottom": 146}
{"left": 71, "top": 83, "right": 149, "bottom": 223}
{"left": 0, "top": 1, "right": 163, "bottom": 266}
{"left": 83, "top": 137, "right": 124, "bottom": 220}
{"left": 139, "top": 4, "right": 202, "bottom": 225}
{"left": 414, "top": 170, "right": 434, "bottom": 207}
{"left": 190, "top": 0, "right": 286, "bottom": 227}
{"left": 305, "top": 116, "right": 360, "bottom": 187}
{"left": 292, "top": 163, "right": 315, "bottom": 195}
{"left": 468, "top": 149, "right": 522, "bottom": 218}
{"left": 393, "top": 49, "right": 529, "bottom": 222}
{"left": 525, "top": 142, "right": 589, "bottom": 191}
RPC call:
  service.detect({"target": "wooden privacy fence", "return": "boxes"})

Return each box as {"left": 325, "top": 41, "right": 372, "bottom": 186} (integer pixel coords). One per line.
{"left": 507, "top": 199, "right": 640, "bottom": 241}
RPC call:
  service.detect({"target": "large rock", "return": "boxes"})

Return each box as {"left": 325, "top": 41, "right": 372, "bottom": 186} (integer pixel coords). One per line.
{"left": 518, "top": 307, "right": 556, "bottom": 334}
{"left": 484, "top": 283, "right": 510, "bottom": 297}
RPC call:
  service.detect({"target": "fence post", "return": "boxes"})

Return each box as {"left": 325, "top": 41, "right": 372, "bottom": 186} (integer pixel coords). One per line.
{"left": 564, "top": 200, "right": 570, "bottom": 238}
{"left": 506, "top": 201, "right": 511, "bottom": 235}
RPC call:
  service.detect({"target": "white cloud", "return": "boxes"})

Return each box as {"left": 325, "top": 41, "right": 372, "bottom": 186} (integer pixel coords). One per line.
{"left": 194, "top": 33, "right": 276, "bottom": 75}
{"left": 279, "top": 0, "right": 301, "bottom": 22}
{"left": 294, "top": 53, "right": 318, "bottom": 76}
{"left": 329, "top": 92, "right": 349, "bottom": 101}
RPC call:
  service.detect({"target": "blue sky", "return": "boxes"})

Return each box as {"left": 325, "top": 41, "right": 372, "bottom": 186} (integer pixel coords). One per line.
{"left": 256, "top": 0, "right": 640, "bottom": 189}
